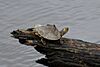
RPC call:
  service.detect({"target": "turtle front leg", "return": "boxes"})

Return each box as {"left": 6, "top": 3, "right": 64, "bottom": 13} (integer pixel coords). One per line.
{"left": 41, "top": 38, "right": 47, "bottom": 45}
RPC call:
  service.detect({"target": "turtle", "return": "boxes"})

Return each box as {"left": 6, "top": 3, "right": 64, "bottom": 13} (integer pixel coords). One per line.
{"left": 17, "top": 24, "right": 69, "bottom": 45}
{"left": 32, "top": 24, "right": 69, "bottom": 43}
{"left": 11, "top": 24, "right": 69, "bottom": 45}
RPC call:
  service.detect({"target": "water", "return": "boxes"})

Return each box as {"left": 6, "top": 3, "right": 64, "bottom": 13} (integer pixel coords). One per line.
{"left": 0, "top": 0, "right": 100, "bottom": 67}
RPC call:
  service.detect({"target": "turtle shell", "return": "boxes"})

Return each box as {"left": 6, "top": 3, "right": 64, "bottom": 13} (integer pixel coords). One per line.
{"left": 34, "top": 24, "right": 61, "bottom": 40}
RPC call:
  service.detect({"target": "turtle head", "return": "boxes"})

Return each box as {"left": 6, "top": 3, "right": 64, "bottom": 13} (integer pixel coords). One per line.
{"left": 60, "top": 27, "right": 69, "bottom": 36}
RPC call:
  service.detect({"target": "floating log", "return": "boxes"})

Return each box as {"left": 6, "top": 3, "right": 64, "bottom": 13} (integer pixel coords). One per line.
{"left": 11, "top": 29, "right": 100, "bottom": 67}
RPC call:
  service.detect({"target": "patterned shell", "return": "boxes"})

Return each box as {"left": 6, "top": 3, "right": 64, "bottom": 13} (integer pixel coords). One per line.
{"left": 34, "top": 24, "right": 61, "bottom": 40}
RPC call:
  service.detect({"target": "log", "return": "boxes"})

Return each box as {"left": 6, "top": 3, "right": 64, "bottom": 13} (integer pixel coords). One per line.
{"left": 11, "top": 29, "right": 100, "bottom": 67}
{"left": 34, "top": 38, "right": 100, "bottom": 67}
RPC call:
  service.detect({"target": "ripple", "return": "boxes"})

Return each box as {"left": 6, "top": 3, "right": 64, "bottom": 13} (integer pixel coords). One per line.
{"left": 0, "top": 0, "right": 100, "bottom": 67}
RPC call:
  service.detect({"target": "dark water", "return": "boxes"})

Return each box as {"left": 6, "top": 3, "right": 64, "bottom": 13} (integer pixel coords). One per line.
{"left": 0, "top": 0, "right": 100, "bottom": 67}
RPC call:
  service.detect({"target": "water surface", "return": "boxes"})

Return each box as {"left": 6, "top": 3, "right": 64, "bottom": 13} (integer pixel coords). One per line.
{"left": 0, "top": 0, "right": 100, "bottom": 67}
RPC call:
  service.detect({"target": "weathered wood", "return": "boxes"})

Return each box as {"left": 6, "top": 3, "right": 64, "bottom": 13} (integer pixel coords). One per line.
{"left": 34, "top": 38, "right": 100, "bottom": 67}
{"left": 11, "top": 29, "right": 100, "bottom": 67}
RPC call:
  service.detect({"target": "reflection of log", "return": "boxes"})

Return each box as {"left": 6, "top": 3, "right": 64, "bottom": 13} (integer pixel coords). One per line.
{"left": 11, "top": 29, "right": 100, "bottom": 67}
